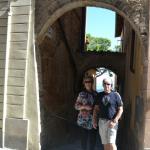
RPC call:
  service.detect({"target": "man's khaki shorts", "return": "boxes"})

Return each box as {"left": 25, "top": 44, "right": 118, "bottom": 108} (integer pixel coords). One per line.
{"left": 98, "top": 118, "right": 118, "bottom": 144}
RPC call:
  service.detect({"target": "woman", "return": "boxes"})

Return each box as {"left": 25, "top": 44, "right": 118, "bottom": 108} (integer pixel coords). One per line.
{"left": 75, "top": 76, "right": 97, "bottom": 150}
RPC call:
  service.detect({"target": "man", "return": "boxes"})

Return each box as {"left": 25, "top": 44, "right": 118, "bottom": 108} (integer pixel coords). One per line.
{"left": 93, "top": 78, "right": 123, "bottom": 150}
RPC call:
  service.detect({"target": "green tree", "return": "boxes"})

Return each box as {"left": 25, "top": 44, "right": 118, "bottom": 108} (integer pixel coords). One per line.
{"left": 86, "top": 34, "right": 111, "bottom": 52}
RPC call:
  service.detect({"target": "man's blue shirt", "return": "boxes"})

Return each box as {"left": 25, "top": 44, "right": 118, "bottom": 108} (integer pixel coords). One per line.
{"left": 95, "top": 91, "right": 123, "bottom": 120}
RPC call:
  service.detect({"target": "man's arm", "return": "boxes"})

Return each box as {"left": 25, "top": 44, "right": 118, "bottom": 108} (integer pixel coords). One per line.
{"left": 112, "top": 92, "right": 123, "bottom": 123}
{"left": 113, "top": 106, "right": 123, "bottom": 123}
{"left": 93, "top": 105, "right": 100, "bottom": 129}
{"left": 109, "top": 106, "right": 123, "bottom": 128}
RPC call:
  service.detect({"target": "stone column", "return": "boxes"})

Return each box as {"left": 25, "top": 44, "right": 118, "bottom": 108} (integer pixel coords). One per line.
{"left": 3, "top": 0, "right": 31, "bottom": 149}
{"left": 0, "top": 0, "right": 9, "bottom": 147}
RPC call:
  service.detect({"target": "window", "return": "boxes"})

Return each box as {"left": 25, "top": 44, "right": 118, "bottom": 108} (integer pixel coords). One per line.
{"left": 82, "top": 7, "right": 121, "bottom": 52}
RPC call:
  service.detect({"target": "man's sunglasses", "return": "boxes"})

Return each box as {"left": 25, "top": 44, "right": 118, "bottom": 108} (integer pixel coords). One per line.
{"left": 103, "top": 82, "right": 111, "bottom": 86}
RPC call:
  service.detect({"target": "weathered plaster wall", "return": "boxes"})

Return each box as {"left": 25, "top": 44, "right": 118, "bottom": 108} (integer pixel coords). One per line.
{"left": 119, "top": 20, "right": 144, "bottom": 150}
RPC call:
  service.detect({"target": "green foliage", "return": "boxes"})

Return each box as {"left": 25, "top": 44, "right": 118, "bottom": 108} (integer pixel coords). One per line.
{"left": 86, "top": 34, "right": 111, "bottom": 52}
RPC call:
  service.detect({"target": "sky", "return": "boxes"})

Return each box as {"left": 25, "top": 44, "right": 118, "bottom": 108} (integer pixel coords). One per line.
{"left": 85, "top": 7, "right": 121, "bottom": 50}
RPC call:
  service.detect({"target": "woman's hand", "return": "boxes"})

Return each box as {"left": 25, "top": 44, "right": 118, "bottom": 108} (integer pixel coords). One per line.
{"left": 80, "top": 105, "right": 92, "bottom": 110}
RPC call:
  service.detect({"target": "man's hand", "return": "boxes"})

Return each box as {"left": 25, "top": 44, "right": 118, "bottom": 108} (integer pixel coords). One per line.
{"left": 109, "top": 120, "right": 118, "bottom": 128}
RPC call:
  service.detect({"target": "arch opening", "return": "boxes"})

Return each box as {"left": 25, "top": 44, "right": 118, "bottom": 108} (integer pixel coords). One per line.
{"left": 36, "top": 1, "right": 146, "bottom": 150}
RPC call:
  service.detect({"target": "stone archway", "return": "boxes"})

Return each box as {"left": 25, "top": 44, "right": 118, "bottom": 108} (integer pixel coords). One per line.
{"left": 35, "top": 0, "right": 150, "bottom": 150}
{"left": 36, "top": 0, "right": 148, "bottom": 49}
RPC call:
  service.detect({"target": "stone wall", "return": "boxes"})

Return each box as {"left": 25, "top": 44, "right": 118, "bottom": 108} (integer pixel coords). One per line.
{"left": 0, "top": 0, "right": 8, "bottom": 147}
{"left": 2, "top": 0, "right": 40, "bottom": 149}
{"left": 39, "top": 8, "right": 83, "bottom": 149}
{"left": 3, "top": 1, "right": 30, "bottom": 149}
{"left": 118, "top": 19, "right": 144, "bottom": 150}
{"left": 35, "top": 0, "right": 148, "bottom": 51}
